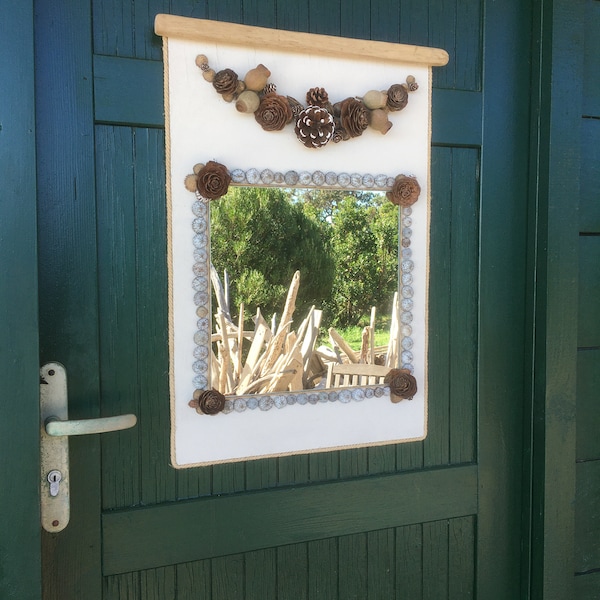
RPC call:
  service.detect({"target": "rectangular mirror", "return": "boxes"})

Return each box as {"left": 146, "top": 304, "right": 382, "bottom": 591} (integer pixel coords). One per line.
{"left": 208, "top": 186, "right": 403, "bottom": 397}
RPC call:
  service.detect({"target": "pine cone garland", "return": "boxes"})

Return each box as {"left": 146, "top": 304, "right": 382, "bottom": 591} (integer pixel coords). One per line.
{"left": 295, "top": 106, "right": 335, "bottom": 148}
{"left": 339, "top": 97, "right": 369, "bottom": 138}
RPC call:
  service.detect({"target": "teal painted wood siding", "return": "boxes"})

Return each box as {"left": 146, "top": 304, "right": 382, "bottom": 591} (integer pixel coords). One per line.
{"left": 0, "top": 2, "right": 41, "bottom": 597}
{"left": 576, "top": 1, "right": 600, "bottom": 597}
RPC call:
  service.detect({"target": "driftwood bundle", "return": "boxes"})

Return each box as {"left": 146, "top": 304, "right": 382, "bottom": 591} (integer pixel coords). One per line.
{"left": 210, "top": 268, "right": 400, "bottom": 395}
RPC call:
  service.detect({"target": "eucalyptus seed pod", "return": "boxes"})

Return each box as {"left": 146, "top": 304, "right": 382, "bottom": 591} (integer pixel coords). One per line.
{"left": 368, "top": 108, "right": 393, "bottom": 134}
{"left": 235, "top": 90, "right": 261, "bottom": 113}
{"left": 362, "top": 89, "right": 388, "bottom": 110}
{"left": 202, "top": 68, "right": 216, "bottom": 82}
{"left": 195, "top": 54, "right": 209, "bottom": 70}
{"left": 244, "top": 64, "right": 271, "bottom": 91}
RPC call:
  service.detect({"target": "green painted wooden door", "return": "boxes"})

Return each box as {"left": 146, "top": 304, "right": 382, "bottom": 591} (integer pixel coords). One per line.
{"left": 35, "top": 0, "right": 531, "bottom": 598}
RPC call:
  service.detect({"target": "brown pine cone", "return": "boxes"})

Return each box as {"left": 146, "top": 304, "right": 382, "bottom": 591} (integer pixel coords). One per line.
{"left": 386, "top": 83, "right": 409, "bottom": 111}
{"left": 286, "top": 96, "right": 305, "bottom": 118}
{"left": 384, "top": 368, "right": 418, "bottom": 401}
{"left": 339, "top": 97, "right": 369, "bottom": 138}
{"left": 212, "top": 68, "right": 239, "bottom": 96}
{"left": 189, "top": 389, "right": 226, "bottom": 415}
{"left": 255, "top": 93, "right": 293, "bottom": 131}
{"left": 295, "top": 106, "right": 335, "bottom": 148}
{"left": 196, "top": 161, "right": 232, "bottom": 200}
{"left": 306, "top": 87, "right": 329, "bottom": 108}
{"left": 386, "top": 174, "right": 421, "bottom": 207}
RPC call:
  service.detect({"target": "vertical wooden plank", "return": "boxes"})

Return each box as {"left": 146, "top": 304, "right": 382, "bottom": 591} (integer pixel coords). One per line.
{"left": 429, "top": 0, "right": 456, "bottom": 89}
{"left": 448, "top": 516, "right": 475, "bottom": 599}
{"left": 208, "top": 0, "right": 243, "bottom": 23}
{"left": 277, "top": 543, "right": 309, "bottom": 600}
{"left": 0, "top": 3, "right": 41, "bottom": 599}
{"left": 367, "top": 529, "right": 396, "bottom": 598}
{"left": 527, "top": 0, "right": 582, "bottom": 598}
{"left": 277, "top": 454, "right": 310, "bottom": 485}
{"left": 400, "top": 0, "right": 429, "bottom": 47}
{"left": 454, "top": 0, "right": 482, "bottom": 91}
{"left": 276, "top": 0, "right": 309, "bottom": 32}
{"left": 575, "top": 461, "right": 600, "bottom": 575}
{"left": 576, "top": 349, "right": 600, "bottom": 462}
{"left": 212, "top": 462, "right": 247, "bottom": 494}
{"left": 95, "top": 125, "right": 142, "bottom": 510}
{"left": 339, "top": 448, "right": 369, "bottom": 478}
{"left": 582, "top": 0, "right": 600, "bottom": 117}
{"left": 396, "top": 524, "right": 423, "bottom": 599}
{"left": 396, "top": 441, "right": 424, "bottom": 471}
{"left": 245, "top": 457, "right": 279, "bottom": 490}
{"left": 368, "top": 445, "right": 397, "bottom": 474}
{"left": 212, "top": 553, "right": 245, "bottom": 598}
{"left": 340, "top": 0, "right": 370, "bottom": 40}
{"left": 176, "top": 560, "right": 212, "bottom": 599}
{"left": 423, "top": 146, "right": 452, "bottom": 468}
{"left": 242, "top": 0, "right": 277, "bottom": 27}
{"left": 578, "top": 237, "right": 600, "bottom": 348}
{"left": 338, "top": 533, "right": 368, "bottom": 599}
{"left": 478, "top": 0, "right": 533, "bottom": 597}
{"left": 370, "top": 0, "right": 400, "bottom": 43}
{"left": 449, "top": 148, "right": 478, "bottom": 465}
{"left": 93, "top": 0, "right": 134, "bottom": 56}
{"left": 308, "top": 0, "right": 341, "bottom": 35}
{"left": 580, "top": 119, "right": 600, "bottom": 232}
{"left": 140, "top": 567, "right": 176, "bottom": 600}
{"left": 35, "top": 0, "right": 103, "bottom": 597}
{"left": 308, "top": 538, "right": 339, "bottom": 599}
{"left": 103, "top": 573, "right": 140, "bottom": 600}
{"left": 134, "top": 0, "right": 170, "bottom": 60}
{"left": 133, "top": 127, "right": 179, "bottom": 504}
{"left": 245, "top": 548, "right": 278, "bottom": 599}
{"left": 422, "top": 520, "right": 449, "bottom": 599}
{"left": 309, "top": 451, "right": 340, "bottom": 482}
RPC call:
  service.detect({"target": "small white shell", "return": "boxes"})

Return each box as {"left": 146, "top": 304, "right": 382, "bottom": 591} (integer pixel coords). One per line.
{"left": 312, "top": 171, "right": 325, "bottom": 186}
{"left": 285, "top": 171, "right": 299, "bottom": 185}
{"left": 338, "top": 172, "right": 351, "bottom": 187}
{"left": 362, "top": 174, "right": 375, "bottom": 187}
{"left": 350, "top": 173, "right": 362, "bottom": 187}
{"left": 375, "top": 174, "right": 388, "bottom": 188}
{"left": 231, "top": 168, "right": 246, "bottom": 183}
{"left": 299, "top": 171, "right": 312, "bottom": 186}
{"left": 260, "top": 169, "right": 274, "bottom": 184}
{"left": 246, "top": 168, "right": 260, "bottom": 184}
{"left": 325, "top": 171, "right": 338, "bottom": 186}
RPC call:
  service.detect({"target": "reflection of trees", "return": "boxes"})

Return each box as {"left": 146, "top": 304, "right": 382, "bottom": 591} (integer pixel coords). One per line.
{"left": 210, "top": 187, "right": 335, "bottom": 322}
{"left": 210, "top": 187, "right": 398, "bottom": 328}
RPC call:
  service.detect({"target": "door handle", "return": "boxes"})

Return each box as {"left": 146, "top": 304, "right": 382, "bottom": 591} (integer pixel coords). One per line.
{"left": 40, "top": 362, "right": 137, "bottom": 532}
{"left": 45, "top": 414, "right": 137, "bottom": 436}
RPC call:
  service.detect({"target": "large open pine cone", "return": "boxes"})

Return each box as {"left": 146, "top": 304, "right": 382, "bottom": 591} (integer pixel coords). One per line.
{"left": 295, "top": 106, "right": 335, "bottom": 148}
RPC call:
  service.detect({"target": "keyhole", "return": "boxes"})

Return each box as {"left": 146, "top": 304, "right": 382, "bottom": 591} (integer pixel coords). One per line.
{"left": 48, "top": 470, "right": 62, "bottom": 497}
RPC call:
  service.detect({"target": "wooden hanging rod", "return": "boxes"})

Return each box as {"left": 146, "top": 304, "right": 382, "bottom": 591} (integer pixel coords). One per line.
{"left": 154, "top": 14, "right": 449, "bottom": 67}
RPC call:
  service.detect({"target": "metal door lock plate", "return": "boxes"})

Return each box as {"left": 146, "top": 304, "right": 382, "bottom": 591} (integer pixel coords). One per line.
{"left": 40, "top": 363, "right": 70, "bottom": 532}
